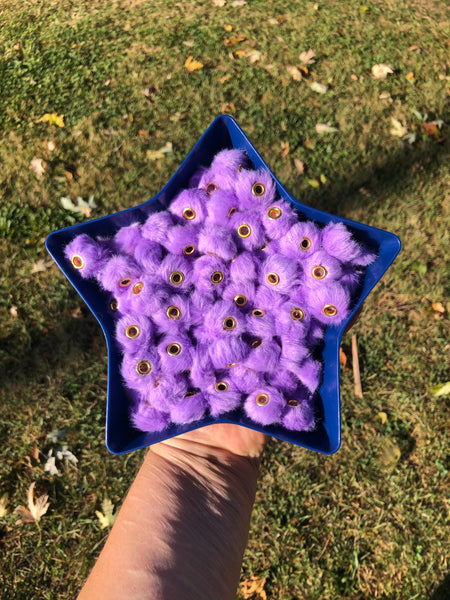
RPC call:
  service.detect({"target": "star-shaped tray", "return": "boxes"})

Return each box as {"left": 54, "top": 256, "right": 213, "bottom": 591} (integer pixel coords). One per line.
{"left": 46, "top": 115, "right": 401, "bottom": 455}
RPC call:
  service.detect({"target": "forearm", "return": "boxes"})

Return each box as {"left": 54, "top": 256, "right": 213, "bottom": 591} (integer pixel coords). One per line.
{"left": 78, "top": 434, "right": 261, "bottom": 600}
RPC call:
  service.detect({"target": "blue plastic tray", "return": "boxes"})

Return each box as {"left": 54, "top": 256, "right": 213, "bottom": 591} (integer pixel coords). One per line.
{"left": 46, "top": 115, "right": 401, "bottom": 455}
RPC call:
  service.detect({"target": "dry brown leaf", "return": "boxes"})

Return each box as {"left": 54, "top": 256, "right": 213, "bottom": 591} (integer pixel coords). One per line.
{"left": 280, "top": 141, "right": 290, "bottom": 157}
{"left": 371, "top": 63, "right": 394, "bottom": 79}
{"left": 14, "top": 482, "right": 50, "bottom": 523}
{"left": 212, "top": 0, "right": 226, "bottom": 5}
{"left": 390, "top": 117, "right": 408, "bottom": 138}
{"left": 45, "top": 140, "right": 56, "bottom": 151}
{"left": 339, "top": 347, "right": 347, "bottom": 368}
{"left": 231, "top": 0, "right": 247, "bottom": 5}
{"left": 71, "top": 307, "right": 83, "bottom": 319}
{"left": 294, "top": 158, "right": 304, "bottom": 175}
{"left": 0, "top": 493, "right": 8, "bottom": 518}
{"left": 184, "top": 55, "right": 203, "bottom": 72}
{"left": 224, "top": 24, "right": 233, "bottom": 31}
{"left": 10, "top": 306, "right": 18, "bottom": 319}
{"left": 406, "top": 72, "right": 415, "bottom": 80}
{"left": 377, "top": 411, "right": 388, "bottom": 425}
{"left": 241, "top": 576, "right": 267, "bottom": 600}
{"left": 30, "top": 157, "right": 47, "bottom": 180}
{"left": 245, "top": 49, "right": 263, "bottom": 63}
{"left": 182, "top": 40, "right": 195, "bottom": 47}
{"left": 299, "top": 48, "right": 316, "bottom": 65}
{"left": 431, "top": 301, "right": 445, "bottom": 314}
{"left": 303, "top": 138, "right": 314, "bottom": 150}
{"left": 286, "top": 65, "right": 302, "bottom": 82}
{"left": 224, "top": 36, "right": 246, "bottom": 46}
{"left": 31, "top": 259, "right": 53, "bottom": 274}
{"left": 315, "top": 123, "right": 339, "bottom": 134}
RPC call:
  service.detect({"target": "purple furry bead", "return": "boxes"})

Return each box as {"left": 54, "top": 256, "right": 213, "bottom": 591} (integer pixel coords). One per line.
{"left": 134, "top": 239, "right": 163, "bottom": 273}
{"left": 198, "top": 149, "right": 249, "bottom": 191}
{"left": 262, "top": 200, "right": 298, "bottom": 241}
{"left": 130, "top": 398, "right": 170, "bottom": 433}
{"left": 278, "top": 221, "right": 321, "bottom": 259}
{"left": 168, "top": 390, "right": 207, "bottom": 425}
{"left": 163, "top": 224, "right": 200, "bottom": 257}
{"left": 230, "top": 210, "right": 266, "bottom": 251}
{"left": 152, "top": 294, "right": 192, "bottom": 334}
{"left": 192, "top": 255, "right": 228, "bottom": 298}
{"left": 120, "top": 350, "right": 160, "bottom": 394}
{"left": 265, "top": 368, "right": 299, "bottom": 394}
{"left": 141, "top": 211, "right": 174, "bottom": 244}
{"left": 157, "top": 333, "right": 194, "bottom": 376}
{"left": 158, "top": 254, "right": 193, "bottom": 292}
{"left": 244, "top": 337, "right": 281, "bottom": 372}
{"left": 229, "top": 251, "right": 260, "bottom": 285}
{"left": 306, "top": 320, "right": 326, "bottom": 347}
{"left": 115, "top": 314, "right": 155, "bottom": 355}
{"left": 302, "top": 250, "right": 343, "bottom": 288}
{"left": 244, "top": 386, "right": 285, "bottom": 425}
{"left": 146, "top": 374, "right": 188, "bottom": 412}
{"left": 297, "top": 357, "right": 322, "bottom": 393}
{"left": 209, "top": 336, "right": 250, "bottom": 370}
{"left": 222, "top": 281, "right": 256, "bottom": 310}
{"left": 340, "top": 264, "right": 363, "bottom": 293}
{"left": 246, "top": 309, "right": 277, "bottom": 340}
{"left": 282, "top": 391, "right": 315, "bottom": 432}
{"left": 228, "top": 364, "right": 264, "bottom": 394}
{"left": 195, "top": 300, "right": 246, "bottom": 342}
{"left": 65, "top": 234, "right": 108, "bottom": 279}
{"left": 97, "top": 255, "right": 141, "bottom": 294}
{"left": 304, "top": 282, "right": 351, "bottom": 325}
{"left": 197, "top": 223, "right": 237, "bottom": 261}
{"left": 113, "top": 223, "right": 143, "bottom": 256}
{"left": 205, "top": 189, "right": 240, "bottom": 226}
{"left": 205, "top": 378, "right": 242, "bottom": 416}
{"left": 276, "top": 298, "right": 311, "bottom": 339}
{"left": 169, "top": 188, "right": 209, "bottom": 224}
{"left": 190, "top": 343, "right": 216, "bottom": 388}
{"left": 259, "top": 254, "right": 299, "bottom": 295}
{"left": 321, "top": 222, "right": 377, "bottom": 266}
{"left": 254, "top": 286, "right": 287, "bottom": 312}
{"left": 234, "top": 169, "right": 276, "bottom": 211}
{"left": 126, "top": 277, "right": 169, "bottom": 316}
{"left": 188, "top": 290, "right": 216, "bottom": 326}
{"left": 279, "top": 335, "right": 310, "bottom": 374}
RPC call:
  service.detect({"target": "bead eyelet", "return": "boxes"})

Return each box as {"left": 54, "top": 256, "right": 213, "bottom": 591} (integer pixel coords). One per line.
{"left": 255, "top": 393, "right": 269, "bottom": 406}
{"left": 119, "top": 277, "right": 132, "bottom": 288}
{"left": 136, "top": 360, "right": 152, "bottom": 376}
{"left": 182, "top": 208, "right": 196, "bottom": 220}
{"left": 205, "top": 182, "right": 218, "bottom": 195}
{"left": 252, "top": 182, "right": 265, "bottom": 197}
{"left": 166, "top": 342, "right": 182, "bottom": 356}
{"left": 223, "top": 316, "right": 236, "bottom": 330}
{"left": 211, "top": 270, "right": 224, "bottom": 284}
{"left": 169, "top": 271, "right": 184, "bottom": 286}
{"left": 322, "top": 304, "right": 338, "bottom": 317}
{"left": 267, "top": 206, "right": 282, "bottom": 220}
{"left": 71, "top": 255, "right": 84, "bottom": 269}
{"left": 182, "top": 245, "right": 196, "bottom": 256}
{"left": 110, "top": 299, "right": 119, "bottom": 312}
{"left": 133, "top": 281, "right": 144, "bottom": 294}
{"left": 227, "top": 206, "right": 237, "bottom": 218}
{"left": 237, "top": 224, "right": 252, "bottom": 238}
{"left": 312, "top": 265, "right": 327, "bottom": 280}
{"left": 125, "top": 325, "right": 140, "bottom": 339}
{"left": 166, "top": 305, "right": 181, "bottom": 320}
{"left": 251, "top": 308, "right": 265, "bottom": 318}
{"left": 290, "top": 307, "right": 305, "bottom": 321}
{"left": 266, "top": 272, "right": 280, "bottom": 286}
{"left": 300, "top": 237, "right": 312, "bottom": 251}
{"left": 234, "top": 294, "right": 248, "bottom": 307}
{"left": 226, "top": 362, "right": 238, "bottom": 368}
{"left": 215, "top": 381, "right": 229, "bottom": 392}
{"left": 251, "top": 339, "right": 262, "bottom": 349}
{"left": 287, "top": 398, "right": 300, "bottom": 407}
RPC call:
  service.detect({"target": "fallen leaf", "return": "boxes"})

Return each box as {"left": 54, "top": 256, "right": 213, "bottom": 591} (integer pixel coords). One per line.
{"left": 422, "top": 121, "right": 444, "bottom": 141}
{"left": 286, "top": 65, "right": 303, "bottom": 82}
{"left": 351, "top": 74, "right": 358, "bottom": 81}
{"left": 371, "top": 63, "right": 394, "bottom": 79}
{"left": 96, "top": 497, "right": 117, "bottom": 529}
{"left": 379, "top": 92, "right": 392, "bottom": 100}
{"left": 146, "top": 142, "right": 173, "bottom": 161}
{"left": 376, "top": 411, "right": 388, "bottom": 425}
{"left": 45, "top": 140, "right": 56, "bottom": 151}
{"left": 37, "top": 113, "right": 65, "bottom": 128}
{"left": 211, "top": 0, "right": 226, "bottom": 5}
{"left": 143, "top": 86, "right": 159, "bottom": 102}
{"left": 303, "top": 138, "right": 314, "bottom": 150}
{"left": 231, "top": 0, "right": 247, "bottom": 5}
{"left": 71, "top": 306, "right": 83, "bottom": 319}
{"left": 184, "top": 55, "right": 203, "bottom": 72}
{"left": 221, "top": 102, "right": 235, "bottom": 113}
{"left": 31, "top": 259, "right": 53, "bottom": 274}
{"left": 241, "top": 576, "right": 267, "bottom": 600}
{"left": 379, "top": 438, "right": 401, "bottom": 467}
{"left": 294, "top": 158, "right": 305, "bottom": 175}
{"left": 339, "top": 347, "right": 347, "bottom": 368}
{"left": 60, "top": 195, "right": 97, "bottom": 217}
{"left": 390, "top": 117, "right": 408, "bottom": 138}
{"left": 309, "top": 81, "right": 328, "bottom": 94}
{"left": 224, "top": 24, "right": 233, "bottom": 31}
{"left": 14, "top": 482, "right": 50, "bottom": 523}
{"left": 430, "top": 381, "right": 450, "bottom": 397}
{"left": 46, "top": 429, "right": 66, "bottom": 443}
{"left": 299, "top": 48, "right": 316, "bottom": 65}
{"left": 182, "top": 40, "right": 195, "bottom": 47}
{"left": 139, "top": 129, "right": 148, "bottom": 137}
{"left": 315, "top": 123, "right": 339, "bottom": 134}
{"left": 30, "top": 157, "right": 47, "bottom": 180}
{"left": 224, "top": 36, "right": 246, "bottom": 46}
{"left": 307, "top": 178, "right": 320, "bottom": 188}
{"left": 408, "top": 44, "right": 420, "bottom": 52}
{"left": 245, "top": 49, "right": 263, "bottom": 63}
{"left": 0, "top": 493, "right": 8, "bottom": 518}
{"left": 65, "top": 170, "right": 74, "bottom": 182}
{"left": 31, "top": 445, "right": 39, "bottom": 461}
{"left": 56, "top": 445, "right": 78, "bottom": 465}
{"left": 44, "top": 451, "right": 60, "bottom": 476}
{"left": 319, "top": 173, "right": 327, "bottom": 184}
{"left": 406, "top": 72, "right": 415, "bottom": 81}
{"left": 10, "top": 306, "right": 18, "bottom": 319}
{"left": 431, "top": 301, "right": 445, "bottom": 314}
{"left": 280, "top": 141, "right": 290, "bottom": 157}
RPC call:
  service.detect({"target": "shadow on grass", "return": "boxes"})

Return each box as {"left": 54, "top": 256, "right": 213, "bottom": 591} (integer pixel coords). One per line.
{"left": 429, "top": 573, "right": 450, "bottom": 600}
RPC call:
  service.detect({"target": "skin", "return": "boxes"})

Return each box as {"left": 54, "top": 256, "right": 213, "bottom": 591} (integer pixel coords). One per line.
{"left": 77, "top": 424, "right": 267, "bottom": 600}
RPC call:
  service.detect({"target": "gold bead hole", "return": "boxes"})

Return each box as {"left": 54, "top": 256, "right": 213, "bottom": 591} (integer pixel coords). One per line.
{"left": 119, "top": 277, "right": 132, "bottom": 288}
{"left": 312, "top": 265, "right": 327, "bottom": 280}
{"left": 252, "top": 182, "right": 265, "bottom": 197}
{"left": 287, "top": 399, "right": 300, "bottom": 407}
{"left": 251, "top": 339, "right": 262, "bottom": 349}
{"left": 234, "top": 294, "right": 248, "bottom": 307}
{"left": 237, "top": 224, "right": 252, "bottom": 238}
{"left": 71, "top": 255, "right": 84, "bottom": 269}
{"left": 300, "top": 237, "right": 312, "bottom": 251}
{"left": 251, "top": 309, "right": 265, "bottom": 318}
{"left": 125, "top": 325, "right": 140, "bottom": 339}
{"left": 267, "top": 272, "right": 280, "bottom": 286}
{"left": 166, "top": 305, "right": 181, "bottom": 320}
{"left": 182, "top": 245, "right": 196, "bottom": 256}
{"left": 205, "top": 182, "right": 218, "bottom": 195}
{"left": 255, "top": 393, "right": 269, "bottom": 406}
{"left": 267, "top": 206, "right": 282, "bottom": 220}
{"left": 136, "top": 360, "right": 152, "bottom": 376}
{"left": 322, "top": 304, "right": 338, "bottom": 317}
{"left": 211, "top": 270, "right": 224, "bottom": 285}
{"left": 169, "top": 271, "right": 184, "bottom": 286}
{"left": 290, "top": 307, "right": 305, "bottom": 321}
{"left": 166, "top": 343, "right": 182, "bottom": 356}
{"left": 223, "top": 317, "right": 236, "bottom": 331}
{"left": 215, "top": 381, "right": 229, "bottom": 392}
{"left": 227, "top": 206, "right": 237, "bottom": 218}
{"left": 110, "top": 299, "right": 119, "bottom": 312}
{"left": 182, "top": 208, "right": 196, "bottom": 220}
{"left": 133, "top": 281, "right": 144, "bottom": 294}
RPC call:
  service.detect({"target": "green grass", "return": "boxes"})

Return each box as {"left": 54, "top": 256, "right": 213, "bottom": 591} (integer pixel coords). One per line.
{"left": 0, "top": 0, "right": 449, "bottom": 598}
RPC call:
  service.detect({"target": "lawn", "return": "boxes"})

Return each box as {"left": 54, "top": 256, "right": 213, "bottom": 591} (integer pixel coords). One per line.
{"left": 0, "top": 0, "right": 449, "bottom": 598}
